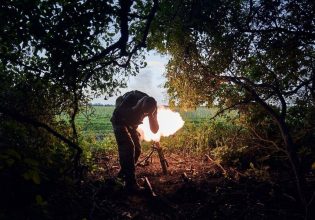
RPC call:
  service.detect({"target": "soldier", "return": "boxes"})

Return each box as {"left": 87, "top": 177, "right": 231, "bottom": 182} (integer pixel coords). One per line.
{"left": 111, "top": 90, "right": 159, "bottom": 192}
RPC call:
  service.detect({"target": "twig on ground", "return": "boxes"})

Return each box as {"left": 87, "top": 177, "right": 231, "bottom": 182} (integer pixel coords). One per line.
{"left": 143, "top": 176, "right": 157, "bottom": 197}
{"left": 181, "top": 172, "right": 192, "bottom": 183}
{"left": 204, "top": 154, "right": 227, "bottom": 175}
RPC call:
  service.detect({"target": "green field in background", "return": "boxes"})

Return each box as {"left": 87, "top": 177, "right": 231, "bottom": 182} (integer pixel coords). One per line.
{"left": 76, "top": 106, "right": 217, "bottom": 136}
{"left": 76, "top": 106, "right": 115, "bottom": 135}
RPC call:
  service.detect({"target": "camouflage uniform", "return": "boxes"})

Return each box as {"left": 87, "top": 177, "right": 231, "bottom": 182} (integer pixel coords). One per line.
{"left": 111, "top": 90, "right": 156, "bottom": 185}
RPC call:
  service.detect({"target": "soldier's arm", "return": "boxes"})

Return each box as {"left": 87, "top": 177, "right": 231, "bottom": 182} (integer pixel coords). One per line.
{"left": 148, "top": 107, "right": 159, "bottom": 133}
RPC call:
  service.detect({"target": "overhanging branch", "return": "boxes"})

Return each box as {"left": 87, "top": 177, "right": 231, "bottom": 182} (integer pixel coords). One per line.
{"left": 209, "top": 99, "right": 252, "bottom": 120}
{"left": 0, "top": 107, "right": 82, "bottom": 167}
{"left": 76, "top": 0, "right": 158, "bottom": 68}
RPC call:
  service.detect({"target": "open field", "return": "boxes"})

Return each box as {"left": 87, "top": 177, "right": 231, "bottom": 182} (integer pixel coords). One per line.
{"left": 76, "top": 106, "right": 115, "bottom": 135}
{"left": 76, "top": 105, "right": 218, "bottom": 136}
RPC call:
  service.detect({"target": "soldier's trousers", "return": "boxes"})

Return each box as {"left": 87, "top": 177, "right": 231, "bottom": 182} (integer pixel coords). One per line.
{"left": 112, "top": 123, "right": 141, "bottom": 184}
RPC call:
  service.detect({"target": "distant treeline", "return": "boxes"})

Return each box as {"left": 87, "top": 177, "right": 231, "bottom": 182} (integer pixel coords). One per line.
{"left": 90, "top": 103, "right": 114, "bottom": 107}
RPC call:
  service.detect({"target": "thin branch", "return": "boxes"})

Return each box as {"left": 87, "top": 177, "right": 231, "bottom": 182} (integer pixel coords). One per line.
{"left": 0, "top": 107, "right": 82, "bottom": 169}
{"left": 284, "top": 78, "right": 314, "bottom": 96}
{"left": 307, "top": 191, "right": 315, "bottom": 208}
{"left": 242, "top": 28, "right": 315, "bottom": 39}
{"left": 76, "top": 40, "right": 123, "bottom": 66}
{"left": 76, "top": 0, "right": 158, "bottom": 67}
{"left": 247, "top": 126, "right": 286, "bottom": 154}
{"left": 209, "top": 99, "right": 252, "bottom": 120}
{"left": 81, "top": 59, "right": 118, "bottom": 87}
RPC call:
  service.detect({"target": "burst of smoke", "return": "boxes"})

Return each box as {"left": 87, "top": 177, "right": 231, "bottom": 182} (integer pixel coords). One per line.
{"left": 137, "top": 106, "right": 185, "bottom": 142}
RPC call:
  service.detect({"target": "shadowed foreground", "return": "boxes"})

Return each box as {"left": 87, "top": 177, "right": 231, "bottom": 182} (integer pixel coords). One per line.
{"left": 48, "top": 151, "right": 314, "bottom": 220}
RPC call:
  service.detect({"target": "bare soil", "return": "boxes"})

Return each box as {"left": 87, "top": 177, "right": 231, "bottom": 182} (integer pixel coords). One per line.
{"left": 79, "top": 149, "right": 313, "bottom": 220}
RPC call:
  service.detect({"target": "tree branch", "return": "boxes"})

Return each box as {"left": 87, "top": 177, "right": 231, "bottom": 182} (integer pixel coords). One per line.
{"left": 76, "top": 0, "right": 159, "bottom": 84}
{"left": 0, "top": 107, "right": 82, "bottom": 171}
{"left": 209, "top": 99, "right": 252, "bottom": 120}
{"left": 113, "top": 0, "right": 159, "bottom": 67}
{"left": 242, "top": 28, "right": 315, "bottom": 39}
{"left": 284, "top": 78, "right": 314, "bottom": 96}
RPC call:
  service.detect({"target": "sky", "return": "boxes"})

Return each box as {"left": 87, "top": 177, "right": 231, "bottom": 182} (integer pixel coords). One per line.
{"left": 92, "top": 51, "right": 170, "bottom": 105}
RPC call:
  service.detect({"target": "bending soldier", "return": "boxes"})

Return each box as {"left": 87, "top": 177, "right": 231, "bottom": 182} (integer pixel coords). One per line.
{"left": 111, "top": 90, "right": 159, "bottom": 191}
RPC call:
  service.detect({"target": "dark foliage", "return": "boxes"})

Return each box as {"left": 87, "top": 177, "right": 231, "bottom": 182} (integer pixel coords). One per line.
{"left": 0, "top": 0, "right": 158, "bottom": 218}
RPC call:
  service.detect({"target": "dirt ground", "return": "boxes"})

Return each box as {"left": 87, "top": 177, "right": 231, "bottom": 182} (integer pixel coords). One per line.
{"left": 81, "top": 149, "right": 313, "bottom": 220}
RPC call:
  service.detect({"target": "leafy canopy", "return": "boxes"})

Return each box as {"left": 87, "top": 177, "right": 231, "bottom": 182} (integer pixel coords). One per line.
{"left": 150, "top": 0, "right": 315, "bottom": 112}
{"left": 1, "top": 0, "right": 158, "bottom": 105}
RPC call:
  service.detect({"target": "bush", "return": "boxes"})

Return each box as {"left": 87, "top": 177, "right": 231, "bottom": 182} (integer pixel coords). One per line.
{"left": 0, "top": 119, "right": 75, "bottom": 219}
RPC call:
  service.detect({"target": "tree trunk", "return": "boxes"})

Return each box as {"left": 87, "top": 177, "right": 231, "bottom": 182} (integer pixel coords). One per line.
{"left": 276, "top": 117, "right": 308, "bottom": 217}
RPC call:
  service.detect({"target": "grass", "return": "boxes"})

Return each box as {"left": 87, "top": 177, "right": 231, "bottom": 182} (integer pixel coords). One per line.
{"left": 75, "top": 105, "right": 240, "bottom": 155}
{"left": 76, "top": 106, "right": 217, "bottom": 136}
{"left": 179, "top": 107, "right": 217, "bottom": 123}
{"left": 76, "top": 106, "right": 115, "bottom": 136}
{"left": 76, "top": 105, "right": 254, "bottom": 172}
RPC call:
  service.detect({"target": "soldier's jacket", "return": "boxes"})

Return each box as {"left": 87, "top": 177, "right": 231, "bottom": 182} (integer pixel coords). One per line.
{"left": 111, "top": 90, "right": 156, "bottom": 127}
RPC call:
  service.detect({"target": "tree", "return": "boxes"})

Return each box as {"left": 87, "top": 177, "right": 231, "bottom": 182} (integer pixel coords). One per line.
{"left": 0, "top": 1, "right": 159, "bottom": 218}
{"left": 150, "top": 0, "right": 315, "bottom": 214}
{"left": 0, "top": 0, "right": 158, "bottom": 170}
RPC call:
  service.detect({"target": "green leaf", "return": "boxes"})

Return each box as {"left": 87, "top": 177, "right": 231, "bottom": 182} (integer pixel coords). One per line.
{"left": 35, "top": 195, "right": 43, "bottom": 205}
{"left": 6, "top": 158, "right": 15, "bottom": 166}
{"left": 23, "top": 171, "right": 31, "bottom": 180}
{"left": 35, "top": 194, "right": 47, "bottom": 206}
{"left": 6, "top": 149, "right": 21, "bottom": 160}
{"left": 24, "top": 158, "right": 39, "bottom": 167}
{"left": 31, "top": 171, "right": 41, "bottom": 185}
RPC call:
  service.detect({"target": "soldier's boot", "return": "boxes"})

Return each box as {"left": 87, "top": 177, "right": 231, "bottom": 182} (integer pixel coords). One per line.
{"left": 117, "top": 169, "right": 125, "bottom": 180}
